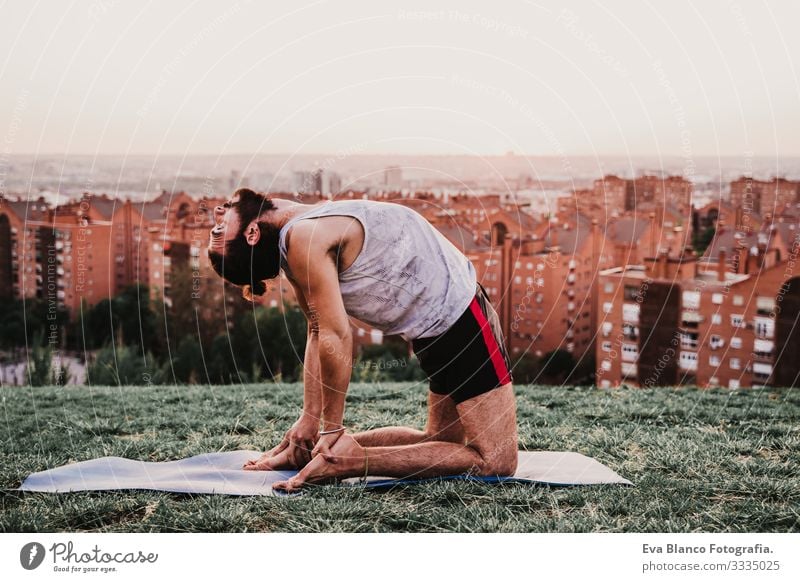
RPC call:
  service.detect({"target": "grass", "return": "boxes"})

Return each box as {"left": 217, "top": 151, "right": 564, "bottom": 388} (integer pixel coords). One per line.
{"left": 1, "top": 382, "right": 798, "bottom": 532}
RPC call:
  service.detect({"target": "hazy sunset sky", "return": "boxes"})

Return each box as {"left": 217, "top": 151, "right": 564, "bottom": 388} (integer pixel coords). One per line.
{"left": 1, "top": 0, "right": 798, "bottom": 157}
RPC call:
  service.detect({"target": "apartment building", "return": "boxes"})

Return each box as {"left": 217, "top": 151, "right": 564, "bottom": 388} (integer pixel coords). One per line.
{"left": 467, "top": 215, "right": 611, "bottom": 361}
{"left": 730, "top": 177, "right": 799, "bottom": 215}
{"left": 593, "top": 174, "right": 693, "bottom": 213}
{"left": 597, "top": 221, "right": 800, "bottom": 388}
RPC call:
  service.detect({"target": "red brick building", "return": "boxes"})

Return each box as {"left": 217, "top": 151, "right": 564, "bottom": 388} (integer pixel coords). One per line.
{"left": 730, "top": 177, "right": 799, "bottom": 216}
{"left": 596, "top": 219, "right": 800, "bottom": 388}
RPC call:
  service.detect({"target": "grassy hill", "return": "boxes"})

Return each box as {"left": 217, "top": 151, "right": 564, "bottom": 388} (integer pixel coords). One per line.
{"left": 1, "top": 382, "right": 797, "bottom": 532}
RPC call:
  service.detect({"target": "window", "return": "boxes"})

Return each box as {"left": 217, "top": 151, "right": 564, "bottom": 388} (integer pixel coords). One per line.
{"left": 622, "top": 323, "right": 638, "bottom": 340}
{"left": 730, "top": 315, "right": 745, "bottom": 328}
{"left": 680, "top": 332, "right": 699, "bottom": 349}
{"left": 752, "top": 362, "right": 772, "bottom": 376}
{"left": 624, "top": 285, "right": 640, "bottom": 301}
{"left": 604, "top": 282, "right": 614, "bottom": 293}
{"left": 733, "top": 295, "right": 744, "bottom": 306}
{"left": 729, "top": 378, "right": 740, "bottom": 389}
{"left": 756, "top": 296, "right": 775, "bottom": 316}
{"left": 712, "top": 313, "right": 722, "bottom": 325}
{"left": 601, "top": 322, "right": 612, "bottom": 336}
{"left": 514, "top": 276, "right": 521, "bottom": 284}
{"left": 753, "top": 339, "right": 774, "bottom": 357}
{"left": 682, "top": 290, "right": 701, "bottom": 309}
{"left": 681, "top": 311, "right": 702, "bottom": 328}
{"left": 679, "top": 351, "right": 698, "bottom": 371}
{"left": 711, "top": 293, "right": 724, "bottom": 304}
{"left": 731, "top": 337, "right": 742, "bottom": 349}
{"left": 601, "top": 341, "right": 612, "bottom": 352}
{"left": 754, "top": 317, "right": 775, "bottom": 339}
{"left": 730, "top": 358, "right": 741, "bottom": 370}
{"left": 601, "top": 359, "right": 612, "bottom": 371}
{"left": 621, "top": 344, "right": 638, "bottom": 362}
{"left": 709, "top": 355, "right": 721, "bottom": 366}
{"left": 622, "top": 303, "right": 640, "bottom": 323}
{"left": 621, "top": 362, "right": 637, "bottom": 377}
{"left": 603, "top": 302, "right": 613, "bottom": 314}
{"left": 709, "top": 335, "right": 724, "bottom": 350}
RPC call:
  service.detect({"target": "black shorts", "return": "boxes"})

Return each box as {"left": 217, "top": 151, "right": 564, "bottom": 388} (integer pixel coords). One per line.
{"left": 411, "top": 284, "right": 513, "bottom": 404}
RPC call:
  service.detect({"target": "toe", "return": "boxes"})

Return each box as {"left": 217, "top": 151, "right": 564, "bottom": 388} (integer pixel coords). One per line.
{"left": 275, "top": 476, "right": 305, "bottom": 492}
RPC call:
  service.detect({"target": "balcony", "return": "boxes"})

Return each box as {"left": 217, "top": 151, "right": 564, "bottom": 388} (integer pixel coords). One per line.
{"left": 622, "top": 303, "right": 640, "bottom": 323}
{"left": 681, "top": 311, "right": 703, "bottom": 329}
{"left": 622, "top": 323, "right": 638, "bottom": 341}
{"left": 678, "top": 351, "right": 698, "bottom": 371}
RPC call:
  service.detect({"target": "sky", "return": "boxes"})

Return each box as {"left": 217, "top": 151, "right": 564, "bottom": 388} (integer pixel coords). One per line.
{"left": 1, "top": 0, "right": 798, "bottom": 157}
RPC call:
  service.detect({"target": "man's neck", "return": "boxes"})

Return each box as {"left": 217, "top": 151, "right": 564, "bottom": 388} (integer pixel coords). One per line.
{"left": 270, "top": 199, "right": 328, "bottom": 229}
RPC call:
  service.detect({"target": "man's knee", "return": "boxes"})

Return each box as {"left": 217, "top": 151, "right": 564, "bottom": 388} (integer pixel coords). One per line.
{"left": 473, "top": 439, "right": 518, "bottom": 477}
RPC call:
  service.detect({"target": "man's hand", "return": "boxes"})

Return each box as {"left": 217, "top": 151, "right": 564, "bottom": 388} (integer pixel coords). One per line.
{"left": 312, "top": 429, "right": 345, "bottom": 463}
{"left": 243, "top": 414, "right": 319, "bottom": 471}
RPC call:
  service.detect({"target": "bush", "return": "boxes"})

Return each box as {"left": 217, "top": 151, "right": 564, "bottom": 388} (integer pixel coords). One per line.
{"left": 169, "top": 336, "right": 203, "bottom": 384}
{"left": 25, "top": 337, "right": 52, "bottom": 387}
{"left": 86, "top": 344, "right": 164, "bottom": 386}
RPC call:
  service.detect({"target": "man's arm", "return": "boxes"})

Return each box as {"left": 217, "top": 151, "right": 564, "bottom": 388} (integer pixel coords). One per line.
{"left": 267, "top": 279, "right": 324, "bottom": 467}
{"left": 286, "top": 223, "right": 353, "bottom": 458}
{"left": 243, "top": 279, "right": 323, "bottom": 470}
{"left": 290, "top": 278, "right": 322, "bottom": 424}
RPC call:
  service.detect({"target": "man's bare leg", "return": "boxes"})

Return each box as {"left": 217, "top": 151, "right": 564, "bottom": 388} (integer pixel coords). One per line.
{"left": 273, "top": 384, "right": 517, "bottom": 491}
{"left": 352, "top": 391, "right": 464, "bottom": 446}
{"left": 247, "top": 391, "right": 464, "bottom": 471}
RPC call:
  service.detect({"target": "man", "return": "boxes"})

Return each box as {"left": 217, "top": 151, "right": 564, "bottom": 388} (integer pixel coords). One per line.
{"left": 208, "top": 188, "right": 517, "bottom": 492}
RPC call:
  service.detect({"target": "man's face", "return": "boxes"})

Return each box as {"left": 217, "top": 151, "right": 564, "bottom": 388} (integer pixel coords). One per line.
{"left": 208, "top": 191, "right": 244, "bottom": 254}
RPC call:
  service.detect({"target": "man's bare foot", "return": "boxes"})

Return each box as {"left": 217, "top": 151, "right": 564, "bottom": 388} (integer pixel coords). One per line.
{"left": 243, "top": 449, "right": 295, "bottom": 471}
{"left": 273, "top": 433, "right": 366, "bottom": 492}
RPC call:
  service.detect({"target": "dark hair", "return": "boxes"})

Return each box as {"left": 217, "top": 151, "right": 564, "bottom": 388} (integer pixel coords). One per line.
{"left": 208, "top": 188, "right": 280, "bottom": 299}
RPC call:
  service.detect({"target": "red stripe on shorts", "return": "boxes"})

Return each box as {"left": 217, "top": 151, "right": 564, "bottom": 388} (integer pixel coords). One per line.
{"left": 468, "top": 297, "right": 512, "bottom": 385}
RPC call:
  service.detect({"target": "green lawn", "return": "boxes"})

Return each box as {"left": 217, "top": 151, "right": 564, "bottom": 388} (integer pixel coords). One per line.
{"left": 1, "top": 382, "right": 798, "bottom": 532}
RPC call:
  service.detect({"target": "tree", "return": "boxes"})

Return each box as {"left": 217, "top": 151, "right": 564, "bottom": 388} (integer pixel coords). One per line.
{"left": 244, "top": 305, "right": 307, "bottom": 381}
{"left": 353, "top": 341, "right": 426, "bottom": 382}
{"left": 206, "top": 333, "right": 245, "bottom": 384}
{"left": 693, "top": 226, "right": 716, "bottom": 255}
{"left": 169, "top": 336, "right": 203, "bottom": 384}
{"left": 539, "top": 349, "right": 577, "bottom": 384}
{"left": 511, "top": 353, "right": 542, "bottom": 385}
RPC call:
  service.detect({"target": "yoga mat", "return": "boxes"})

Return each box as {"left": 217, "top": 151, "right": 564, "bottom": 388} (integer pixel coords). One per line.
{"left": 17, "top": 450, "right": 633, "bottom": 496}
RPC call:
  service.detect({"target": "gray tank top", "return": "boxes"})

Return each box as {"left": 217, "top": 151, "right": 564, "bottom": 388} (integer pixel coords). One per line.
{"left": 278, "top": 200, "right": 477, "bottom": 340}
